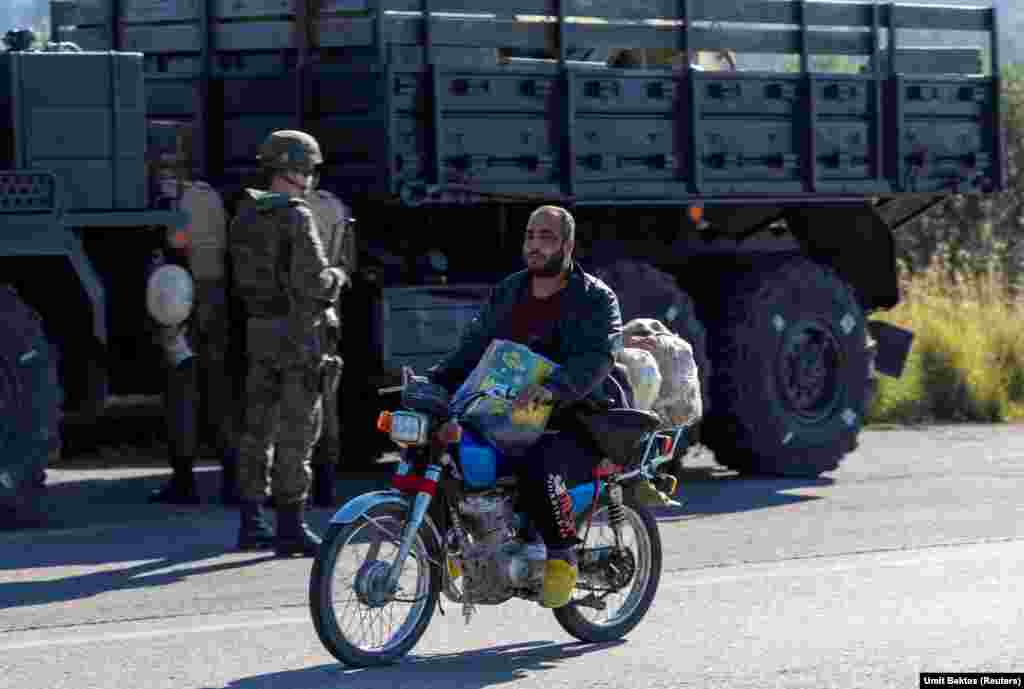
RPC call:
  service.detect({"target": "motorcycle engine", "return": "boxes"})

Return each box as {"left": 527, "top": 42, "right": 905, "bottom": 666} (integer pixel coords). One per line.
{"left": 454, "top": 492, "right": 546, "bottom": 604}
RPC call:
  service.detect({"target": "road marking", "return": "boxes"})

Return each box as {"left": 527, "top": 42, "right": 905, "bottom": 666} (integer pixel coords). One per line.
{"left": 0, "top": 613, "right": 310, "bottom": 651}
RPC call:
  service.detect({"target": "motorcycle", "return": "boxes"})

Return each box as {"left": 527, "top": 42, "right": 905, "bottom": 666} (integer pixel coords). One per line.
{"left": 309, "top": 366, "right": 690, "bottom": 667}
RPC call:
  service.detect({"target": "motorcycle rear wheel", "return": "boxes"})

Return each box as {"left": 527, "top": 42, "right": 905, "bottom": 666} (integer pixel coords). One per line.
{"left": 309, "top": 503, "right": 442, "bottom": 667}
{"left": 554, "top": 492, "right": 662, "bottom": 642}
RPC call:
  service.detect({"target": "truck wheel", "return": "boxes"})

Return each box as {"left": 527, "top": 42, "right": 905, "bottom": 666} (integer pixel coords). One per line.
{"left": 0, "top": 285, "right": 62, "bottom": 524}
{"left": 703, "top": 258, "right": 870, "bottom": 478}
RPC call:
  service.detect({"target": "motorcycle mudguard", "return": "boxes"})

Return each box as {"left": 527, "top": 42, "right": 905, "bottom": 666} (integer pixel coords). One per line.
{"left": 329, "top": 489, "right": 410, "bottom": 525}
{"left": 328, "top": 489, "right": 443, "bottom": 553}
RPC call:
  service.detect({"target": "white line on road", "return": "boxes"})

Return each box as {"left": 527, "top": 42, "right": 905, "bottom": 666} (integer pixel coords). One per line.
{"left": 0, "top": 613, "right": 311, "bottom": 651}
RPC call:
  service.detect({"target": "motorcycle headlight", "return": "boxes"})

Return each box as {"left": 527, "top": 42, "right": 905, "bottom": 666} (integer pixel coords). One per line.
{"left": 146, "top": 264, "right": 194, "bottom": 326}
{"left": 389, "top": 411, "right": 430, "bottom": 446}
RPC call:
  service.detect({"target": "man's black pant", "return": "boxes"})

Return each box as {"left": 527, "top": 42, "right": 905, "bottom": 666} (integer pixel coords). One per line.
{"left": 514, "top": 418, "right": 603, "bottom": 558}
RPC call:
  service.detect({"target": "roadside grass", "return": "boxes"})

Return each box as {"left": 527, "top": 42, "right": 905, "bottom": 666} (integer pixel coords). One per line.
{"left": 867, "top": 260, "right": 1024, "bottom": 426}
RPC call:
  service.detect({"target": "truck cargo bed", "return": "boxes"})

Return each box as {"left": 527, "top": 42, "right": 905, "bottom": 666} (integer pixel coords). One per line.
{"left": 50, "top": 0, "right": 1006, "bottom": 207}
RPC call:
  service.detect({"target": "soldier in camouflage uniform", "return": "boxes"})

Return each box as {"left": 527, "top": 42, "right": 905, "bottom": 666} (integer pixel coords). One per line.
{"left": 148, "top": 160, "right": 242, "bottom": 506}
{"left": 304, "top": 189, "right": 356, "bottom": 507}
{"left": 228, "top": 130, "right": 349, "bottom": 556}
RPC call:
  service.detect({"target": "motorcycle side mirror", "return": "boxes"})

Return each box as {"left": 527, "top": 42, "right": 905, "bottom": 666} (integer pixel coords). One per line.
{"left": 378, "top": 365, "right": 417, "bottom": 396}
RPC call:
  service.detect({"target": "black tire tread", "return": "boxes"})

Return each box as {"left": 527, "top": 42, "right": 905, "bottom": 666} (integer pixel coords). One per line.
{"left": 0, "top": 285, "right": 61, "bottom": 524}
{"left": 309, "top": 510, "right": 442, "bottom": 667}
{"left": 553, "top": 492, "right": 662, "bottom": 643}
{"left": 703, "top": 257, "right": 869, "bottom": 478}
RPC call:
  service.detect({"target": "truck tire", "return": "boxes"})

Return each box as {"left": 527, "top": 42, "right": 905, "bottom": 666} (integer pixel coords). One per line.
{"left": 0, "top": 285, "right": 62, "bottom": 525}
{"left": 703, "top": 257, "right": 870, "bottom": 477}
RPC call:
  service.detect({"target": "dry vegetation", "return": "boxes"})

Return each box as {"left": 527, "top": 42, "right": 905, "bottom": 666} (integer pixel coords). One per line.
{"left": 868, "top": 257, "right": 1024, "bottom": 425}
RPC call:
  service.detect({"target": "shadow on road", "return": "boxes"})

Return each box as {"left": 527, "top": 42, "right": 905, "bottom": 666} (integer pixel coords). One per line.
{"left": 645, "top": 463, "right": 833, "bottom": 523}
{"left": 209, "top": 640, "right": 625, "bottom": 689}
{"left": 4, "top": 447, "right": 832, "bottom": 536}
{"left": 0, "top": 461, "right": 390, "bottom": 534}
{"left": 0, "top": 543, "right": 279, "bottom": 611}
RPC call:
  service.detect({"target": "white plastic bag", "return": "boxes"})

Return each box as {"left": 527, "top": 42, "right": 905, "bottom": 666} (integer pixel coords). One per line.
{"left": 620, "top": 318, "right": 702, "bottom": 428}
{"left": 616, "top": 347, "right": 662, "bottom": 411}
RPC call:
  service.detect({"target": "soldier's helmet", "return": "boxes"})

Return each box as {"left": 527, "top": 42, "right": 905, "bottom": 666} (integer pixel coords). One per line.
{"left": 257, "top": 130, "right": 323, "bottom": 173}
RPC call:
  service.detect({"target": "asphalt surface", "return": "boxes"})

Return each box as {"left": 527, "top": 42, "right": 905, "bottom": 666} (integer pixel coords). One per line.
{"left": 2, "top": 424, "right": 1023, "bottom": 688}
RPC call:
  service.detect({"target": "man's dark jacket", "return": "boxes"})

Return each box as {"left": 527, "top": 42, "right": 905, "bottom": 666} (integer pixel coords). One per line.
{"left": 429, "top": 262, "right": 624, "bottom": 407}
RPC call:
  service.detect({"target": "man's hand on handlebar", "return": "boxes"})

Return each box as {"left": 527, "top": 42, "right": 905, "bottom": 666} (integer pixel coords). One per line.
{"left": 512, "top": 383, "right": 554, "bottom": 410}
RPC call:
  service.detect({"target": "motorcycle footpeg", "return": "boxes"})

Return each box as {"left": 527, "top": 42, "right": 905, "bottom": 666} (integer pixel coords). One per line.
{"left": 654, "top": 473, "right": 679, "bottom": 500}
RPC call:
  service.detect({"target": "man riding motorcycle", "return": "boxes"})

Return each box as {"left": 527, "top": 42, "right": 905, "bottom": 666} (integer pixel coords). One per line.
{"left": 427, "top": 205, "right": 625, "bottom": 609}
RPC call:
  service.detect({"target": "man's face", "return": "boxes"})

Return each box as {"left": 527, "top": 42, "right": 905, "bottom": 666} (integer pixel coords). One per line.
{"left": 281, "top": 168, "right": 316, "bottom": 197}
{"left": 523, "top": 213, "right": 571, "bottom": 277}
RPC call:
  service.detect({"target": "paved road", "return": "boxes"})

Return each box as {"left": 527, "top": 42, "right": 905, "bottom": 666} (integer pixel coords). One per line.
{"left": 2, "top": 424, "right": 1023, "bottom": 688}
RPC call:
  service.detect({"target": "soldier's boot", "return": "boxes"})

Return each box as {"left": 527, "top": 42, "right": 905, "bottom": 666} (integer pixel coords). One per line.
{"left": 237, "top": 501, "right": 275, "bottom": 550}
{"left": 275, "top": 503, "right": 322, "bottom": 557}
{"left": 219, "top": 448, "right": 242, "bottom": 506}
{"left": 148, "top": 456, "right": 200, "bottom": 505}
{"left": 310, "top": 463, "right": 336, "bottom": 508}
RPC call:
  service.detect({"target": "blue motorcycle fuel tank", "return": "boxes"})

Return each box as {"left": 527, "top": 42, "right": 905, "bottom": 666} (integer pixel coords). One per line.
{"left": 457, "top": 428, "right": 514, "bottom": 490}
{"left": 456, "top": 428, "right": 605, "bottom": 514}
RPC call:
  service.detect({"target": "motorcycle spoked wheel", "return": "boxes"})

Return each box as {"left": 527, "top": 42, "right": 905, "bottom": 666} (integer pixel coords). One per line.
{"left": 554, "top": 491, "right": 662, "bottom": 642}
{"left": 309, "top": 503, "right": 442, "bottom": 667}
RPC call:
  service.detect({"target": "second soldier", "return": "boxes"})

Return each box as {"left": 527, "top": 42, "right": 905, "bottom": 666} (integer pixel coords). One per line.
{"left": 228, "top": 130, "right": 350, "bottom": 556}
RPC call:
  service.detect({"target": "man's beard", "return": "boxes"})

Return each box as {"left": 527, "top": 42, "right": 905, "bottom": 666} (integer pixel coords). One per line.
{"left": 286, "top": 172, "right": 316, "bottom": 197}
{"left": 527, "top": 246, "right": 567, "bottom": 277}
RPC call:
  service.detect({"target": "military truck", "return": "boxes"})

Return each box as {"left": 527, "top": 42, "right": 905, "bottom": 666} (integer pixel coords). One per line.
{"left": 0, "top": 27, "right": 194, "bottom": 522}
{"left": 1, "top": 0, "right": 1005, "bottom": 518}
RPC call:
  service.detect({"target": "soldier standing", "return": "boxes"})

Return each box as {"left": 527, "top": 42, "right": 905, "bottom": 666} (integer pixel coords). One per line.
{"left": 228, "top": 130, "right": 349, "bottom": 556}
{"left": 304, "top": 190, "right": 355, "bottom": 507}
{"left": 148, "top": 124, "right": 241, "bottom": 507}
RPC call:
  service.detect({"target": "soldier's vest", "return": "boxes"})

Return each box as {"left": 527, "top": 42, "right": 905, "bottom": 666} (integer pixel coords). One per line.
{"left": 230, "top": 190, "right": 303, "bottom": 318}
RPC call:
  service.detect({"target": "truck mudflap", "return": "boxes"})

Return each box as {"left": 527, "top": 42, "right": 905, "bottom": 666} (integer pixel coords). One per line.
{"left": 867, "top": 321, "right": 914, "bottom": 379}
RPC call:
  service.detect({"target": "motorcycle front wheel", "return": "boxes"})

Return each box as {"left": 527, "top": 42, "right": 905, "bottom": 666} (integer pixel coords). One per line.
{"left": 309, "top": 503, "right": 442, "bottom": 667}
{"left": 554, "top": 492, "right": 662, "bottom": 643}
